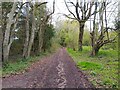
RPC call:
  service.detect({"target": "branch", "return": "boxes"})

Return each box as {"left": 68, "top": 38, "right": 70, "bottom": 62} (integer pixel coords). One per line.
{"left": 48, "top": 0, "right": 55, "bottom": 16}
{"left": 37, "top": 2, "right": 48, "bottom": 7}
{"left": 86, "top": 2, "right": 94, "bottom": 20}
{"left": 68, "top": 1, "right": 76, "bottom": 7}
{"left": 75, "top": 1, "right": 80, "bottom": 20}
{"left": 104, "top": 2, "right": 109, "bottom": 40}
{"left": 89, "top": 2, "right": 110, "bottom": 19}
{"left": 40, "top": 0, "right": 55, "bottom": 24}
{"left": 106, "top": 27, "right": 117, "bottom": 31}
{"left": 64, "top": 0, "right": 78, "bottom": 20}
{"left": 100, "top": 36, "right": 117, "bottom": 47}
{"left": 63, "top": 14, "right": 76, "bottom": 20}
{"left": 85, "top": 3, "right": 89, "bottom": 14}
{"left": 78, "top": 2, "right": 84, "bottom": 14}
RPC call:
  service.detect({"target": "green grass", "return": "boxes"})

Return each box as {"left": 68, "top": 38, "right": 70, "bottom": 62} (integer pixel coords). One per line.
{"left": 67, "top": 46, "right": 118, "bottom": 88}
{"left": 77, "top": 61, "right": 103, "bottom": 70}
{"left": 2, "top": 51, "right": 51, "bottom": 77}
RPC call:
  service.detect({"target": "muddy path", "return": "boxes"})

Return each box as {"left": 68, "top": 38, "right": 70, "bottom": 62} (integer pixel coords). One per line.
{"left": 2, "top": 48, "right": 95, "bottom": 89}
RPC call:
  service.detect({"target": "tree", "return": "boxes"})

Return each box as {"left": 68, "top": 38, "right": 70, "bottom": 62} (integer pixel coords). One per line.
{"left": 90, "top": 2, "right": 97, "bottom": 56}
{"left": 2, "top": 2, "right": 24, "bottom": 62}
{"left": 56, "top": 20, "right": 79, "bottom": 50}
{"left": 27, "top": 2, "right": 47, "bottom": 57}
{"left": 2, "top": 2, "right": 17, "bottom": 62}
{"left": 38, "top": 0, "right": 55, "bottom": 53}
{"left": 27, "top": 4, "right": 36, "bottom": 57}
{"left": 22, "top": 2, "right": 48, "bottom": 58}
{"left": 42, "top": 24, "right": 55, "bottom": 52}
{"left": 64, "top": 0, "right": 100, "bottom": 51}
{"left": 1, "top": 1, "right": 56, "bottom": 63}
{"left": 22, "top": 2, "right": 30, "bottom": 58}
{"left": 0, "top": 2, "right": 2, "bottom": 62}
{"left": 116, "top": 1, "right": 120, "bottom": 62}
{"left": 90, "top": 1, "right": 117, "bottom": 56}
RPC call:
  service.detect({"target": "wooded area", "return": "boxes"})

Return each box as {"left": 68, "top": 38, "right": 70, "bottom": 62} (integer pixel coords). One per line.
{"left": 1, "top": 1, "right": 55, "bottom": 64}
{"left": 0, "top": 0, "right": 119, "bottom": 88}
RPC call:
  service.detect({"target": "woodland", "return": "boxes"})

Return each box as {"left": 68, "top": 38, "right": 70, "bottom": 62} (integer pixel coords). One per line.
{"left": 0, "top": 0, "right": 120, "bottom": 88}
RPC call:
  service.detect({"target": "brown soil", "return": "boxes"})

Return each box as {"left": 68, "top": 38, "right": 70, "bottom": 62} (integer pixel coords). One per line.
{"left": 2, "top": 48, "right": 95, "bottom": 89}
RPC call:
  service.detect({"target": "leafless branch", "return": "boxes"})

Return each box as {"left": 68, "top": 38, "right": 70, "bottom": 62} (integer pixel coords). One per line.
{"left": 44, "top": 0, "right": 55, "bottom": 22}
{"left": 64, "top": 0, "right": 78, "bottom": 20}
{"left": 75, "top": 1, "right": 80, "bottom": 20}
{"left": 63, "top": 14, "right": 76, "bottom": 20}
{"left": 86, "top": 2, "right": 94, "bottom": 20}
{"left": 37, "top": 2, "right": 48, "bottom": 7}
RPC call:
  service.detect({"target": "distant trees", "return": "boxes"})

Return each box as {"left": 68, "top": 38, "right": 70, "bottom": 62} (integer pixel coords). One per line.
{"left": 56, "top": 20, "right": 91, "bottom": 51}
{"left": 42, "top": 24, "right": 55, "bottom": 52}
{"left": 56, "top": 20, "right": 79, "bottom": 50}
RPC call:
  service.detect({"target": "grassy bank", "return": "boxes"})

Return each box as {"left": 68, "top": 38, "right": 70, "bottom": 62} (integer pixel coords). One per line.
{"left": 2, "top": 51, "right": 53, "bottom": 77}
{"left": 67, "top": 46, "right": 118, "bottom": 88}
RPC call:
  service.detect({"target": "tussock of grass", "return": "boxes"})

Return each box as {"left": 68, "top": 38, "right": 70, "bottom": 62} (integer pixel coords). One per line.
{"left": 67, "top": 46, "right": 118, "bottom": 88}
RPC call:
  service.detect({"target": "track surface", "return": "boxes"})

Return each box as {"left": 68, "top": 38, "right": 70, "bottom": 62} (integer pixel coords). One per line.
{"left": 2, "top": 48, "right": 94, "bottom": 89}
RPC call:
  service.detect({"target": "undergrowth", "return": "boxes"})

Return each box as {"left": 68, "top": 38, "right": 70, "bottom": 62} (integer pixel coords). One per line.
{"left": 2, "top": 51, "right": 52, "bottom": 77}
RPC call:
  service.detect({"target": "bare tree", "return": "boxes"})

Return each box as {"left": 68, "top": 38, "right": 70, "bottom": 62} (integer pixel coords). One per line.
{"left": 64, "top": 0, "right": 99, "bottom": 51}
{"left": 90, "top": 1, "right": 117, "bottom": 56}
{"left": 90, "top": 2, "right": 97, "bottom": 56}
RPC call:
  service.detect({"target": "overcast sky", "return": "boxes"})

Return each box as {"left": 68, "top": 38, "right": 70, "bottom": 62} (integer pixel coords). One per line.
{"left": 46, "top": 0, "right": 118, "bottom": 28}
{"left": 46, "top": 0, "right": 69, "bottom": 22}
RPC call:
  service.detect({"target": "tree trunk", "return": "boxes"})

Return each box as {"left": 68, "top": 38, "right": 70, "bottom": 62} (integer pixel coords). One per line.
{"left": 94, "top": 46, "right": 100, "bottom": 55}
{"left": 91, "top": 45, "right": 100, "bottom": 56}
{"left": 0, "top": 28, "right": 3, "bottom": 62}
{"left": 0, "top": 2, "right": 2, "bottom": 62}
{"left": 38, "top": 25, "right": 44, "bottom": 53}
{"left": 91, "top": 2, "right": 97, "bottom": 56}
{"left": 118, "top": 32, "right": 120, "bottom": 61}
{"left": 27, "top": 5, "right": 35, "bottom": 57}
{"left": 23, "top": 4, "right": 30, "bottom": 58}
{"left": 3, "top": 2, "right": 17, "bottom": 62}
{"left": 78, "top": 22, "right": 85, "bottom": 51}
{"left": 91, "top": 31, "right": 96, "bottom": 56}
{"left": 0, "top": 2, "right": 2, "bottom": 88}
{"left": 118, "top": 1, "right": 120, "bottom": 63}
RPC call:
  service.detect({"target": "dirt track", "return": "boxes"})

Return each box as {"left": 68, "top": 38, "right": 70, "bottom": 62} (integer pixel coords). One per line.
{"left": 2, "top": 48, "right": 95, "bottom": 89}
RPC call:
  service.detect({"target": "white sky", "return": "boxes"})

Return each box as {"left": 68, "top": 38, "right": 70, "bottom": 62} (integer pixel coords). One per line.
{"left": 46, "top": 0, "right": 69, "bottom": 22}
{"left": 46, "top": 0, "right": 119, "bottom": 29}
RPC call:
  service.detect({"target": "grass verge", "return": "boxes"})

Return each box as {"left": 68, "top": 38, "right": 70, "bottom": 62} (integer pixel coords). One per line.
{"left": 67, "top": 46, "right": 118, "bottom": 88}
{"left": 2, "top": 51, "right": 53, "bottom": 77}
